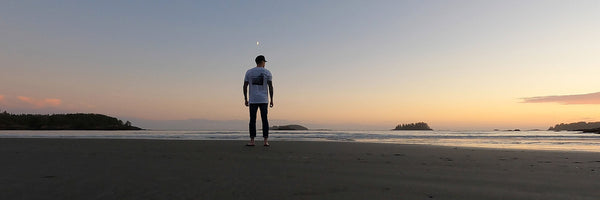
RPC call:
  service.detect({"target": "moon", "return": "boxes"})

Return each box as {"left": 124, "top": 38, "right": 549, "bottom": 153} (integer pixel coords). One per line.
{"left": 256, "top": 41, "right": 259, "bottom": 46}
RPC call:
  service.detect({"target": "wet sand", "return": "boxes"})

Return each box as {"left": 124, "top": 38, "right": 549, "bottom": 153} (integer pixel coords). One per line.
{"left": 1, "top": 138, "right": 599, "bottom": 199}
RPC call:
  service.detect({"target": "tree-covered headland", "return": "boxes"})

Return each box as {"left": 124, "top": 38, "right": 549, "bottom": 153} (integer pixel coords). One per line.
{"left": 0, "top": 111, "right": 142, "bottom": 130}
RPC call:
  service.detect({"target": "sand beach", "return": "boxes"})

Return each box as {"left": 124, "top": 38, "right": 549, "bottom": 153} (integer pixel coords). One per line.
{"left": 1, "top": 138, "right": 599, "bottom": 199}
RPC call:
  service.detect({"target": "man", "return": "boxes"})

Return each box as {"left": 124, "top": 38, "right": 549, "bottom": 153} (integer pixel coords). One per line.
{"left": 243, "top": 55, "right": 273, "bottom": 146}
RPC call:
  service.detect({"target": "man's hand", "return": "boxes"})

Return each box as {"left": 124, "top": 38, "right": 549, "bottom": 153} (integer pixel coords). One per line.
{"left": 243, "top": 82, "right": 249, "bottom": 107}
{"left": 269, "top": 101, "right": 274, "bottom": 108}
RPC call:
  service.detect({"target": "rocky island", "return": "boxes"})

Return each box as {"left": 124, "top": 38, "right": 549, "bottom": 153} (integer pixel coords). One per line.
{"left": 393, "top": 122, "right": 433, "bottom": 131}
{"left": 270, "top": 124, "right": 309, "bottom": 130}
{"left": 0, "top": 112, "right": 142, "bottom": 130}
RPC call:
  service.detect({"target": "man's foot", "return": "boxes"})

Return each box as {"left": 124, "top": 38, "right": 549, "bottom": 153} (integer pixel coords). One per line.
{"left": 263, "top": 143, "right": 270, "bottom": 147}
{"left": 246, "top": 137, "right": 255, "bottom": 147}
{"left": 246, "top": 138, "right": 255, "bottom": 146}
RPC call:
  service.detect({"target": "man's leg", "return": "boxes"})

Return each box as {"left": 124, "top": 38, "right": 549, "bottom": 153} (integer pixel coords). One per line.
{"left": 248, "top": 104, "right": 259, "bottom": 145}
{"left": 259, "top": 103, "right": 269, "bottom": 145}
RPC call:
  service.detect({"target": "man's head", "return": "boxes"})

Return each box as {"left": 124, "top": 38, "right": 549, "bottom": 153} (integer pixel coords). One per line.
{"left": 255, "top": 55, "right": 267, "bottom": 67}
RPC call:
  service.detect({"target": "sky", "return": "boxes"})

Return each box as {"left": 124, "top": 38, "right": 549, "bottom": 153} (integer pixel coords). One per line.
{"left": 1, "top": 0, "right": 599, "bottom": 130}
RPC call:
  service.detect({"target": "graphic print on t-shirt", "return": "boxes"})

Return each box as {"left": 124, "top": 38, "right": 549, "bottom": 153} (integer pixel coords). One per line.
{"left": 252, "top": 73, "right": 265, "bottom": 85}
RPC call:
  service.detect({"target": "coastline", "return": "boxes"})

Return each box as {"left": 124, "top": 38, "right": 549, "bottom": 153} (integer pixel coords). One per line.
{"left": 2, "top": 138, "right": 599, "bottom": 199}
{"left": 2, "top": 129, "right": 598, "bottom": 153}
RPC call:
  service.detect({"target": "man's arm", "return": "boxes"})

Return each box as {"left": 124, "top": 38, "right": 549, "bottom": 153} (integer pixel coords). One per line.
{"left": 268, "top": 80, "right": 274, "bottom": 107}
{"left": 243, "top": 81, "right": 249, "bottom": 106}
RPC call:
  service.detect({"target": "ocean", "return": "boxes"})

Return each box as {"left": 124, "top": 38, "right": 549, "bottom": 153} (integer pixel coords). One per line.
{"left": 1, "top": 130, "right": 599, "bottom": 152}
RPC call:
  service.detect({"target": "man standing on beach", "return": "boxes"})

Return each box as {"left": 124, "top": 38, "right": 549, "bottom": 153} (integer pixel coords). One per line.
{"left": 243, "top": 55, "right": 273, "bottom": 146}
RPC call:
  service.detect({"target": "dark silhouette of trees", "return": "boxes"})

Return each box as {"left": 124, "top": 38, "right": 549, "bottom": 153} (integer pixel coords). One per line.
{"left": 548, "top": 122, "right": 600, "bottom": 131}
{"left": 0, "top": 111, "right": 142, "bottom": 130}
{"left": 393, "top": 122, "right": 433, "bottom": 130}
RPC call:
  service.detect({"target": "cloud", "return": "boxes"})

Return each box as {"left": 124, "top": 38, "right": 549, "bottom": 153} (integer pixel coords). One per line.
{"left": 522, "top": 92, "right": 600, "bottom": 105}
{"left": 17, "top": 96, "right": 62, "bottom": 108}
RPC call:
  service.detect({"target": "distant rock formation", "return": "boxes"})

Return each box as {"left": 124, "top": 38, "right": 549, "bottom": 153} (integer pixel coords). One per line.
{"left": 270, "top": 124, "right": 308, "bottom": 130}
{"left": 393, "top": 122, "right": 433, "bottom": 131}
{"left": 0, "top": 111, "right": 142, "bottom": 130}
{"left": 548, "top": 121, "right": 600, "bottom": 131}
{"left": 578, "top": 128, "right": 600, "bottom": 134}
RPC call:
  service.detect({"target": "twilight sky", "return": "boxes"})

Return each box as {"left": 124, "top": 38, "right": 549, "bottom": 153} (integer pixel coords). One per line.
{"left": 1, "top": 1, "right": 599, "bottom": 130}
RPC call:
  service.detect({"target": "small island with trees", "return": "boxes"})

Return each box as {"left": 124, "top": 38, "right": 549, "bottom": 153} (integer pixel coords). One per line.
{"left": 0, "top": 111, "right": 142, "bottom": 130}
{"left": 393, "top": 122, "right": 433, "bottom": 131}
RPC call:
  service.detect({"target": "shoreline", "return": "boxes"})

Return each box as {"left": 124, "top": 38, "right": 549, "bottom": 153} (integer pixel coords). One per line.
{"left": 1, "top": 135, "right": 598, "bottom": 153}
{"left": 2, "top": 138, "right": 599, "bottom": 199}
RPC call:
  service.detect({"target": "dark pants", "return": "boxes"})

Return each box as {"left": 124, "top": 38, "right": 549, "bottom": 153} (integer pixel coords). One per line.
{"left": 249, "top": 103, "right": 269, "bottom": 138}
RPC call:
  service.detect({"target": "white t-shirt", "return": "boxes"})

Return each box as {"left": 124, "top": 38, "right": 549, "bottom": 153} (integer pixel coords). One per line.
{"left": 244, "top": 67, "right": 272, "bottom": 104}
